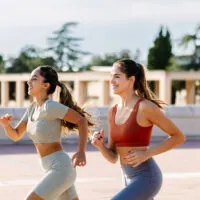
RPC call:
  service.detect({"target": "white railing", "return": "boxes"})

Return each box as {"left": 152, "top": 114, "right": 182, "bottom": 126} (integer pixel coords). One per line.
{"left": 0, "top": 70, "right": 200, "bottom": 107}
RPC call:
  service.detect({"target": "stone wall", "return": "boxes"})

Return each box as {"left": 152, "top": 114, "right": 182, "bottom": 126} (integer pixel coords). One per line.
{"left": 0, "top": 106, "right": 200, "bottom": 144}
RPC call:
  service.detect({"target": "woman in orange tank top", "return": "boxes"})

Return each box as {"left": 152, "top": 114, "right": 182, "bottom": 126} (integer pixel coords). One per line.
{"left": 91, "top": 59, "right": 185, "bottom": 200}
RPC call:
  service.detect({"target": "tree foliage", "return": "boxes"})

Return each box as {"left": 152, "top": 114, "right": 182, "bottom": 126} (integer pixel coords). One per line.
{"left": 87, "top": 49, "right": 140, "bottom": 69}
{"left": 6, "top": 46, "right": 55, "bottom": 73}
{"left": 47, "top": 22, "right": 89, "bottom": 72}
{"left": 0, "top": 55, "right": 5, "bottom": 73}
{"left": 147, "top": 26, "right": 173, "bottom": 70}
{"left": 179, "top": 24, "right": 200, "bottom": 70}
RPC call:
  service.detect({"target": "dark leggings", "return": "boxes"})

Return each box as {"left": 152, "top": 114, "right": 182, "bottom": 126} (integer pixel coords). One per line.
{"left": 111, "top": 158, "right": 162, "bottom": 200}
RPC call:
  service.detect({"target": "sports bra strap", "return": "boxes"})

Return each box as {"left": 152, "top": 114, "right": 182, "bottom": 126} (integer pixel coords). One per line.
{"left": 133, "top": 98, "right": 144, "bottom": 113}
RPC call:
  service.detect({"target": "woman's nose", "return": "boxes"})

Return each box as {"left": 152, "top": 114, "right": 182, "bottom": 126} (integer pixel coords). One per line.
{"left": 110, "top": 78, "right": 115, "bottom": 84}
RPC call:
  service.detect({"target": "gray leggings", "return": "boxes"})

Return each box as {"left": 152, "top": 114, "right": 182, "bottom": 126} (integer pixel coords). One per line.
{"left": 29, "top": 150, "right": 77, "bottom": 200}
{"left": 111, "top": 158, "right": 162, "bottom": 200}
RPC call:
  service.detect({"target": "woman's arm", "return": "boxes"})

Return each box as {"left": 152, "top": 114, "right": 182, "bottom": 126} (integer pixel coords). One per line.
{"left": 125, "top": 101, "right": 185, "bottom": 167}
{"left": 0, "top": 114, "right": 27, "bottom": 142}
{"left": 145, "top": 102, "right": 185, "bottom": 158}
{"left": 62, "top": 108, "right": 88, "bottom": 167}
{"left": 91, "top": 109, "right": 118, "bottom": 164}
{"left": 63, "top": 108, "right": 88, "bottom": 152}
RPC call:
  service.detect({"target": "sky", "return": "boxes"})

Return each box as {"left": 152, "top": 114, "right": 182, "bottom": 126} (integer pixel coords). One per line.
{"left": 0, "top": 0, "right": 200, "bottom": 63}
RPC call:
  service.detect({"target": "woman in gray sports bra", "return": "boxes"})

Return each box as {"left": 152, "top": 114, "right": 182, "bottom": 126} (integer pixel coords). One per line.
{"left": 0, "top": 66, "right": 94, "bottom": 200}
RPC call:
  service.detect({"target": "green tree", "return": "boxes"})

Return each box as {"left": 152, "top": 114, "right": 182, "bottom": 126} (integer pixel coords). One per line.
{"left": 147, "top": 26, "right": 183, "bottom": 104}
{"left": 87, "top": 49, "right": 138, "bottom": 69}
{"left": 47, "top": 22, "right": 89, "bottom": 72}
{"left": 179, "top": 24, "right": 200, "bottom": 70}
{"left": 147, "top": 26, "right": 173, "bottom": 70}
{"left": 6, "top": 46, "right": 55, "bottom": 73}
{"left": 0, "top": 55, "right": 5, "bottom": 73}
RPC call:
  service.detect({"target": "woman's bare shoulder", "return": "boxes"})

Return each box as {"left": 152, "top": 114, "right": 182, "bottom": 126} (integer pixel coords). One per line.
{"left": 140, "top": 99, "right": 161, "bottom": 113}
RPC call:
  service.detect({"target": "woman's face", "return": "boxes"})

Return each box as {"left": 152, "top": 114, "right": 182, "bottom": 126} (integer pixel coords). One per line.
{"left": 27, "top": 68, "right": 49, "bottom": 96}
{"left": 110, "top": 63, "right": 134, "bottom": 95}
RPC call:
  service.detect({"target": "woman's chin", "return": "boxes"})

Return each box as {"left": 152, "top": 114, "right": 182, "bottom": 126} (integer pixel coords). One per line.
{"left": 112, "top": 89, "right": 119, "bottom": 94}
{"left": 28, "top": 91, "right": 34, "bottom": 96}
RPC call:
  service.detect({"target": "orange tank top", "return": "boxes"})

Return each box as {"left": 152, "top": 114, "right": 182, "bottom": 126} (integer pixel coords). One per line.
{"left": 110, "top": 99, "right": 153, "bottom": 147}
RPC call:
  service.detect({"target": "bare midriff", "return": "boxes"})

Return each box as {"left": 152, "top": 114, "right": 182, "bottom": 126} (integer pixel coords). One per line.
{"left": 117, "top": 146, "right": 148, "bottom": 165}
{"left": 35, "top": 142, "right": 63, "bottom": 157}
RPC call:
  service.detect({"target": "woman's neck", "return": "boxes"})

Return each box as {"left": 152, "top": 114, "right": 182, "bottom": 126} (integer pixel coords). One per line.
{"left": 34, "top": 95, "right": 49, "bottom": 107}
{"left": 119, "top": 92, "right": 139, "bottom": 108}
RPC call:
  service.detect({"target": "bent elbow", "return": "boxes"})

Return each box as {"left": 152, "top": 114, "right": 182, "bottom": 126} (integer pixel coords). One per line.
{"left": 179, "top": 134, "right": 186, "bottom": 144}
{"left": 13, "top": 132, "right": 22, "bottom": 142}
{"left": 176, "top": 133, "right": 185, "bottom": 146}
{"left": 112, "top": 159, "right": 118, "bottom": 164}
{"left": 110, "top": 155, "right": 118, "bottom": 164}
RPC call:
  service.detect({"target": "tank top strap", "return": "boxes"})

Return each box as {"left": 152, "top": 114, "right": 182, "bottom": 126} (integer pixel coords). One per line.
{"left": 133, "top": 98, "right": 144, "bottom": 113}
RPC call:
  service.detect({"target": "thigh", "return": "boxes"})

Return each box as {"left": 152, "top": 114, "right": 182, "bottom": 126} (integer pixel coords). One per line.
{"left": 58, "top": 184, "right": 78, "bottom": 200}
{"left": 112, "top": 172, "right": 162, "bottom": 200}
{"left": 112, "top": 177, "right": 153, "bottom": 200}
{"left": 32, "top": 168, "right": 76, "bottom": 200}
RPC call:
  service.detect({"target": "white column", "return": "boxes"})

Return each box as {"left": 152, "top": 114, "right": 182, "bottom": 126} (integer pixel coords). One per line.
{"left": 99, "top": 81, "right": 110, "bottom": 106}
{"left": 16, "top": 81, "right": 25, "bottom": 107}
{"left": 74, "top": 80, "right": 87, "bottom": 105}
{"left": 159, "top": 73, "right": 171, "bottom": 104}
{"left": 186, "top": 80, "right": 196, "bottom": 104}
{"left": 154, "top": 81, "right": 159, "bottom": 97}
{"left": 1, "top": 81, "right": 9, "bottom": 107}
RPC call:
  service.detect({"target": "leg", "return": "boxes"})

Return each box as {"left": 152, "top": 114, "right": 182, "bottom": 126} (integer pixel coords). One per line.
{"left": 26, "top": 168, "right": 76, "bottom": 200}
{"left": 111, "top": 176, "right": 154, "bottom": 200}
{"left": 58, "top": 184, "right": 79, "bottom": 200}
{"left": 25, "top": 192, "right": 44, "bottom": 200}
{"left": 114, "top": 159, "right": 162, "bottom": 200}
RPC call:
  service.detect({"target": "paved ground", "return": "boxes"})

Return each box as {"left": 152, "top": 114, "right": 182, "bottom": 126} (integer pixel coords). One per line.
{"left": 0, "top": 141, "right": 200, "bottom": 200}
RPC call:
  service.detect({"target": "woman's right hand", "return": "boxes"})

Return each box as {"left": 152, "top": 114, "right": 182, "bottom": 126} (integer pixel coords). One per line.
{"left": 0, "top": 114, "right": 12, "bottom": 128}
{"left": 91, "top": 129, "right": 104, "bottom": 149}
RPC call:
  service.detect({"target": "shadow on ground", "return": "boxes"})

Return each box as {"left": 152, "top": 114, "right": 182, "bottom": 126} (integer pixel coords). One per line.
{"left": 0, "top": 141, "right": 199, "bottom": 155}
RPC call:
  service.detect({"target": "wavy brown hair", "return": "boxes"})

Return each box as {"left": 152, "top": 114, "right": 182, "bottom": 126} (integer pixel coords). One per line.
{"left": 115, "top": 59, "right": 166, "bottom": 109}
{"left": 38, "top": 65, "right": 95, "bottom": 131}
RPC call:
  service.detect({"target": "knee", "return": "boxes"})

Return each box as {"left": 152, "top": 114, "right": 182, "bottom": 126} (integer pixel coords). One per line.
{"left": 25, "top": 192, "right": 44, "bottom": 200}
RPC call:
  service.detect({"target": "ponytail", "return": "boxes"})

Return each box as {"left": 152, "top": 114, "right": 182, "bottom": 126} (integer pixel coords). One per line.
{"left": 135, "top": 64, "right": 166, "bottom": 109}
{"left": 57, "top": 82, "right": 95, "bottom": 130}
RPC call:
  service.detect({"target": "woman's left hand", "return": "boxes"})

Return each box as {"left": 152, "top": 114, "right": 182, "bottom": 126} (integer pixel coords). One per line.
{"left": 124, "top": 150, "right": 150, "bottom": 167}
{"left": 72, "top": 151, "right": 86, "bottom": 168}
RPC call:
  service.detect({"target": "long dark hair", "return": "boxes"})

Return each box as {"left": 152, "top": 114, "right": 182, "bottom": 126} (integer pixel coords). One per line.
{"left": 115, "top": 59, "right": 166, "bottom": 108}
{"left": 38, "top": 65, "right": 95, "bottom": 130}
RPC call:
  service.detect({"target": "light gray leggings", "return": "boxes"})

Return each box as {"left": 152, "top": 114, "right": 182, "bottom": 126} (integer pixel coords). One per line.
{"left": 29, "top": 150, "right": 77, "bottom": 200}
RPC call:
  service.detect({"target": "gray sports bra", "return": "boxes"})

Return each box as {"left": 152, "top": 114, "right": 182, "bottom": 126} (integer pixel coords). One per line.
{"left": 20, "top": 99, "right": 69, "bottom": 144}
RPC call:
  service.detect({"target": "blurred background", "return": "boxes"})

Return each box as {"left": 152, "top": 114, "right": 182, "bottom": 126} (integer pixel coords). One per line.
{"left": 0, "top": 0, "right": 200, "bottom": 107}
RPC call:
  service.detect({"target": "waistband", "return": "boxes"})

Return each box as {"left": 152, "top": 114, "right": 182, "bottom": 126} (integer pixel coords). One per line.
{"left": 121, "top": 158, "right": 159, "bottom": 171}
{"left": 40, "top": 150, "right": 66, "bottom": 162}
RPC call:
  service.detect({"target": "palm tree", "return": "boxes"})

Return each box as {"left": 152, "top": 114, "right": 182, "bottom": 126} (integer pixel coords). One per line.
{"left": 47, "top": 22, "right": 89, "bottom": 72}
{"left": 179, "top": 24, "right": 200, "bottom": 69}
